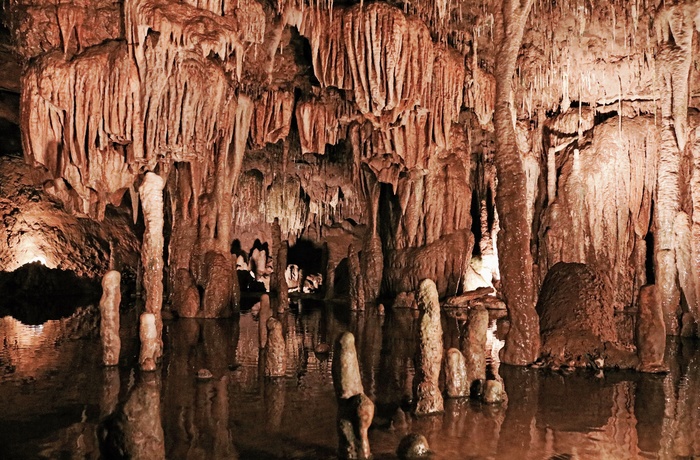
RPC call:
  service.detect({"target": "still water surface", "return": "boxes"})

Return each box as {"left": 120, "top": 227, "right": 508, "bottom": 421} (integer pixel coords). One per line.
{"left": 0, "top": 300, "right": 698, "bottom": 459}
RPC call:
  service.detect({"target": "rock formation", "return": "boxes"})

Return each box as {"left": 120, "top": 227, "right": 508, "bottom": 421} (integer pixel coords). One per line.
{"left": 139, "top": 312, "right": 159, "bottom": 372}
{"left": 462, "top": 304, "right": 488, "bottom": 393}
{"left": 264, "top": 317, "right": 287, "bottom": 377}
{"left": 99, "top": 270, "right": 121, "bottom": 366}
{"left": 444, "top": 348, "right": 469, "bottom": 398}
{"left": 636, "top": 285, "right": 667, "bottom": 373}
{"left": 413, "top": 279, "right": 444, "bottom": 415}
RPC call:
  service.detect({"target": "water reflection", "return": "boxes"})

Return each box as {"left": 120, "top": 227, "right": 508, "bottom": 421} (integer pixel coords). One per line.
{"left": 2, "top": 302, "right": 700, "bottom": 459}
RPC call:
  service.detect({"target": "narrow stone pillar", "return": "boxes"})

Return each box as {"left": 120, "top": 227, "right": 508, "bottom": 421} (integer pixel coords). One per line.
{"left": 264, "top": 317, "right": 286, "bottom": 377}
{"left": 414, "top": 279, "right": 444, "bottom": 415}
{"left": 99, "top": 270, "right": 121, "bottom": 366}
{"left": 348, "top": 244, "right": 365, "bottom": 311}
{"left": 258, "top": 294, "right": 272, "bottom": 348}
{"left": 139, "top": 312, "right": 159, "bottom": 372}
{"left": 462, "top": 304, "right": 489, "bottom": 393}
{"left": 332, "top": 332, "right": 364, "bottom": 399}
{"left": 272, "top": 218, "right": 289, "bottom": 312}
{"left": 636, "top": 285, "right": 667, "bottom": 373}
{"left": 139, "top": 172, "right": 165, "bottom": 359}
{"left": 444, "top": 348, "right": 468, "bottom": 398}
{"left": 332, "top": 332, "right": 374, "bottom": 460}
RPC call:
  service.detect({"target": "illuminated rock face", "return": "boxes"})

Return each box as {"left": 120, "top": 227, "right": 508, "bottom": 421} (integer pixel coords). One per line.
{"left": 6, "top": 0, "right": 700, "bottom": 356}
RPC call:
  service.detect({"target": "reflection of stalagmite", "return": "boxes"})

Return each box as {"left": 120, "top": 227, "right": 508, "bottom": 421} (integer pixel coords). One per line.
{"left": 100, "top": 366, "right": 120, "bottom": 418}
{"left": 264, "top": 317, "right": 287, "bottom": 377}
{"left": 259, "top": 294, "right": 272, "bottom": 348}
{"left": 139, "top": 312, "right": 159, "bottom": 371}
{"left": 462, "top": 304, "right": 488, "bottom": 392}
{"left": 100, "top": 372, "right": 165, "bottom": 460}
{"left": 99, "top": 270, "right": 121, "bottom": 366}
{"left": 636, "top": 285, "right": 667, "bottom": 373}
{"left": 139, "top": 172, "right": 165, "bottom": 358}
{"left": 264, "top": 378, "right": 287, "bottom": 432}
{"left": 414, "top": 279, "right": 444, "bottom": 415}
{"left": 445, "top": 348, "right": 469, "bottom": 398}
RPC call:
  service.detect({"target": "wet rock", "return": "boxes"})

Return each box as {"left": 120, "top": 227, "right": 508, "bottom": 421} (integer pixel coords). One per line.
{"left": 377, "top": 304, "right": 385, "bottom": 316}
{"left": 264, "top": 317, "right": 286, "bottom": 377}
{"left": 337, "top": 393, "right": 374, "bottom": 460}
{"left": 391, "top": 407, "right": 409, "bottom": 431}
{"left": 482, "top": 379, "right": 506, "bottom": 404}
{"left": 414, "top": 279, "right": 444, "bottom": 415}
{"left": 201, "top": 251, "right": 236, "bottom": 318}
{"left": 636, "top": 285, "right": 668, "bottom": 373}
{"left": 197, "top": 369, "right": 213, "bottom": 380}
{"left": 444, "top": 348, "right": 469, "bottom": 398}
{"left": 99, "top": 270, "right": 121, "bottom": 366}
{"left": 332, "top": 332, "right": 364, "bottom": 399}
{"left": 397, "top": 433, "right": 430, "bottom": 459}
{"left": 139, "top": 313, "right": 159, "bottom": 372}
{"left": 537, "top": 262, "right": 631, "bottom": 368}
{"left": 171, "top": 268, "right": 199, "bottom": 318}
{"left": 258, "top": 294, "right": 272, "bottom": 349}
{"left": 393, "top": 292, "right": 417, "bottom": 309}
{"left": 462, "top": 305, "right": 488, "bottom": 392}
{"left": 272, "top": 218, "right": 289, "bottom": 312}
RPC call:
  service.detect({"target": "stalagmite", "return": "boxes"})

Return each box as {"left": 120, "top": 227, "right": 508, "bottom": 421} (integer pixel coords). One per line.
{"left": 348, "top": 244, "right": 365, "bottom": 311}
{"left": 332, "top": 332, "right": 364, "bottom": 399}
{"left": 444, "top": 348, "right": 469, "bottom": 398}
{"left": 272, "top": 218, "right": 289, "bottom": 313}
{"left": 462, "top": 304, "right": 488, "bottom": 392}
{"left": 139, "top": 312, "right": 159, "bottom": 372}
{"left": 139, "top": 172, "right": 165, "bottom": 359}
{"left": 99, "top": 270, "right": 121, "bottom": 366}
{"left": 414, "top": 279, "right": 444, "bottom": 415}
{"left": 636, "top": 285, "right": 667, "bottom": 373}
{"left": 332, "top": 332, "right": 374, "bottom": 460}
{"left": 264, "top": 317, "right": 287, "bottom": 377}
{"left": 482, "top": 379, "right": 506, "bottom": 404}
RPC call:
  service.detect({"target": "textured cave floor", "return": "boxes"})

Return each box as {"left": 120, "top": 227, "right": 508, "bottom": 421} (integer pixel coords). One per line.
{"left": 0, "top": 298, "right": 699, "bottom": 459}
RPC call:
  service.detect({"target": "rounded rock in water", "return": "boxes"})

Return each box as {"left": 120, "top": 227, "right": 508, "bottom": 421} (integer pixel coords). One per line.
{"left": 397, "top": 433, "right": 430, "bottom": 459}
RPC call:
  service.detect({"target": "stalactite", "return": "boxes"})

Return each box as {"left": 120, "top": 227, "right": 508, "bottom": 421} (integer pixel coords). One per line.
{"left": 250, "top": 90, "right": 294, "bottom": 150}
{"left": 654, "top": 2, "right": 695, "bottom": 335}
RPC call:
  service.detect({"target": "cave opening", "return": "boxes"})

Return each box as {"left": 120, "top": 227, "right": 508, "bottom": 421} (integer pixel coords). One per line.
{"left": 286, "top": 238, "right": 324, "bottom": 294}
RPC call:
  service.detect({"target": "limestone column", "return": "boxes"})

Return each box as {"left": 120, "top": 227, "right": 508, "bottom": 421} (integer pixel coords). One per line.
{"left": 636, "top": 285, "right": 667, "bottom": 372}
{"left": 139, "top": 172, "right": 165, "bottom": 358}
{"left": 272, "top": 218, "right": 289, "bottom": 312}
{"left": 462, "top": 304, "right": 489, "bottom": 392}
{"left": 99, "top": 270, "right": 121, "bottom": 366}
{"left": 413, "top": 279, "right": 444, "bottom": 415}
{"left": 139, "top": 312, "right": 159, "bottom": 371}
{"left": 445, "top": 348, "right": 469, "bottom": 398}
{"left": 348, "top": 244, "right": 365, "bottom": 311}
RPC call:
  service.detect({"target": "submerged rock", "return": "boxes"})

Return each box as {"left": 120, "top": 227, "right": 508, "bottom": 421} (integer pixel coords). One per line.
{"left": 397, "top": 433, "right": 430, "bottom": 459}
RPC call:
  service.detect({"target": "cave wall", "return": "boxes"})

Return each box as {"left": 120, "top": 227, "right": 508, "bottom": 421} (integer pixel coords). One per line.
{"left": 4, "top": 0, "right": 700, "bottom": 359}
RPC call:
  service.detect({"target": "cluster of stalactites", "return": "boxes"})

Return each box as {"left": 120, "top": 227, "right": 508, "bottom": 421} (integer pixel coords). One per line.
{"left": 124, "top": 0, "right": 265, "bottom": 81}
{"left": 21, "top": 42, "right": 139, "bottom": 218}
{"left": 290, "top": 4, "right": 465, "bottom": 185}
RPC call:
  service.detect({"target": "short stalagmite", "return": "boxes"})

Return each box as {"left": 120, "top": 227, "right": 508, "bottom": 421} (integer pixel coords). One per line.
{"left": 264, "top": 317, "right": 287, "bottom": 377}
{"left": 482, "top": 379, "right": 506, "bottom": 404}
{"left": 139, "top": 172, "right": 165, "bottom": 359}
{"left": 332, "top": 332, "right": 374, "bottom": 460}
{"left": 259, "top": 294, "right": 272, "bottom": 348}
{"left": 99, "top": 270, "right": 121, "bottom": 366}
{"left": 445, "top": 348, "right": 469, "bottom": 398}
{"left": 139, "top": 312, "right": 159, "bottom": 372}
{"left": 414, "top": 279, "right": 444, "bottom": 415}
{"left": 636, "top": 285, "right": 667, "bottom": 373}
{"left": 332, "top": 332, "right": 364, "bottom": 399}
{"left": 462, "top": 304, "right": 488, "bottom": 392}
